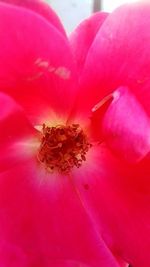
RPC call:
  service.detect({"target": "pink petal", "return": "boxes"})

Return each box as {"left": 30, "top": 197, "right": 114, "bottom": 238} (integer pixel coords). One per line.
{"left": 72, "top": 144, "right": 150, "bottom": 267}
{"left": 0, "top": 93, "right": 127, "bottom": 267}
{"left": 0, "top": 91, "right": 121, "bottom": 267}
{"left": 0, "top": 3, "right": 77, "bottom": 123}
{"left": 91, "top": 86, "right": 150, "bottom": 162}
{"left": 41, "top": 260, "right": 129, "bottom": 267}
{"left": 77, "top": 2, "right": 150, "bottom": 116}
{"left": 0, "top": 241, "right": 28, "bottom": 267}
{"left": 0, "top": 92, "right": 37, "bottom": 172}
{"left": 0, "top": 159, "right": 121, "bottom": 267}
{"left": 70, "top": 12, "right": 108, "bottom": 76}
{"left": 0, "top": 0, "right": 66, "bottom": 36}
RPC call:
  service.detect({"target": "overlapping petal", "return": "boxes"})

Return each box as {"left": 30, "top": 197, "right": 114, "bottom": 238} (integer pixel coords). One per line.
{"left": 69, "top": 3, "right": 150, "bottom": 266}
{"left": 0, "top": 90, "right": 122, "bottom": 267}
{"left": 91, "top": 86, "right": 150, "bottom": 162}
{"left": 0, "top": 158, "right": 121, "bottom": 267}
{"left": 70, "top": 12, "right": 108, "bottom": 76}
{"left": 72, "top": 142, "right": 150, "bottom": 267}
{"left": 0, "top": 3, "right": 78, "bottom": 124}
{"left": 76, "top": 2, "right": 150, "bottom": 116}
{"left": 0, "top": 0, "right": 66, "bottom": 36}
{"left": 0, "top": 96, "right": 131, "bottom": 266}
{"left": 0, "top": 92, "right": 37, "bottom": 173}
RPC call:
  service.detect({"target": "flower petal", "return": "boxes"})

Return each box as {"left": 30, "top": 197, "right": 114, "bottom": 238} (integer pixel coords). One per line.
{"left": 0, "top": 241, "right": 28, "bottom": 267}
{"left": 0, "top": 159, "right": 121, "bottom": 267}
{"left": 72, "top": 144, "right": 150, "bottom": 267}
{"left": 70, "top": 12, "right": 108, "bottom": 76}
{"left": 0, "top": 3, "right": 77, "bottom": 123}
{"left": 0, "top": 92, "right": 37, "bottom": 173}
{"left": 77, "top": 2, "right": 150, "bottom": 116}
{"left": 0, "top": 92, "right": 126, "bottom": 267}
{"left": 91, "top": 86, "right": 150, "bottom": 162}
{"left": 0, "top": 0, "right": 66, "bottom": 36}
{"left": 41, "top": 259, "right": 128, "bottom": 267}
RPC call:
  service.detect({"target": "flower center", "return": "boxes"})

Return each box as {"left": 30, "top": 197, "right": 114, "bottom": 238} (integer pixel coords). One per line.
{"left": 37, "top": 123, "right": 92, "bottom": 174}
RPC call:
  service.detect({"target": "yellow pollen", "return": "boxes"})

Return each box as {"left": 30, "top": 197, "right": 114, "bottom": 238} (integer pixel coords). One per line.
{"left": 37, "top": 123, "right": 92, "bottom": 174}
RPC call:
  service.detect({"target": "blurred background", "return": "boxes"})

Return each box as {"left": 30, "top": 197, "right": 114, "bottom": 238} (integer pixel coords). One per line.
{"left": 47, "top": 0, "right": 137, "bottom": 33}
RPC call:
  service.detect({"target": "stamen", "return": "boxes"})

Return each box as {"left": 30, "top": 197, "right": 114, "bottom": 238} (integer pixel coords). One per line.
{"left": 37, "top": 123, "right": 92, "bottom": 174}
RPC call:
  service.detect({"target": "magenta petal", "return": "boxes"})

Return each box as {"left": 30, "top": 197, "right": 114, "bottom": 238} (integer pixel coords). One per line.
{"left": 0, "top": 3, "right": 77, "bottom": 122}
{"left": 0, "top": 241, "right": 28, "bottom": 267}
{"left": 72, "top": 146, "right": 150, "bottom": 267}
{"left": 70, "top": 12, "right": 108, "bottom": 76}
{"left": 0, "top": 0, "right": 66, "bottom": 36}
{"left": 0, "top": 93, "right": 127, "bottom": 267}
{"left": 77, "top": 2, "right": 150, "bottom": 115}
{"left": 0, "top": 92, "right": 36, "bottom": 172}
{"left": 0, "top": 160, "right": 121, "bottom": 267}
{"left": 43, "top": 260, "right": 128, "bottom": 267}
{"left": 0, "top": 92, "right": 34, "bottom": 143}
{"left": 92, "top": 86, "right": 150, "bottom": 162}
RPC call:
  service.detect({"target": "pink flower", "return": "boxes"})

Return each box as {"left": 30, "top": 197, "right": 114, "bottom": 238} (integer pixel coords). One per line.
{"left": 0, "top": 0, "right": 150, "bottom": 267}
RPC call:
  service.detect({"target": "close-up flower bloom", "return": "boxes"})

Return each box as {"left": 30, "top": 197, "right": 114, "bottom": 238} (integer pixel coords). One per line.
{"left": 0, "top": 0, "right": 150, "bottom": 266}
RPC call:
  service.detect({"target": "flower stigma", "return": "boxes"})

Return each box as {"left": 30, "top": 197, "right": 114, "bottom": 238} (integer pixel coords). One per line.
{"left": 37, "top": 123, "right": 92, "bottom": 174}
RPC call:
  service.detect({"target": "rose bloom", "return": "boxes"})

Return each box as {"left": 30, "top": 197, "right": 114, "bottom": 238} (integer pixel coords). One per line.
{"left": 0, "top": 0, "right": 150, "bottom": 266}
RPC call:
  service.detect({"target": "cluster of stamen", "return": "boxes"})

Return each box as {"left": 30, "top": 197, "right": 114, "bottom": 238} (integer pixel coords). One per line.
{"left": 37, "top": 123, "right": 92, "bottom": 174}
